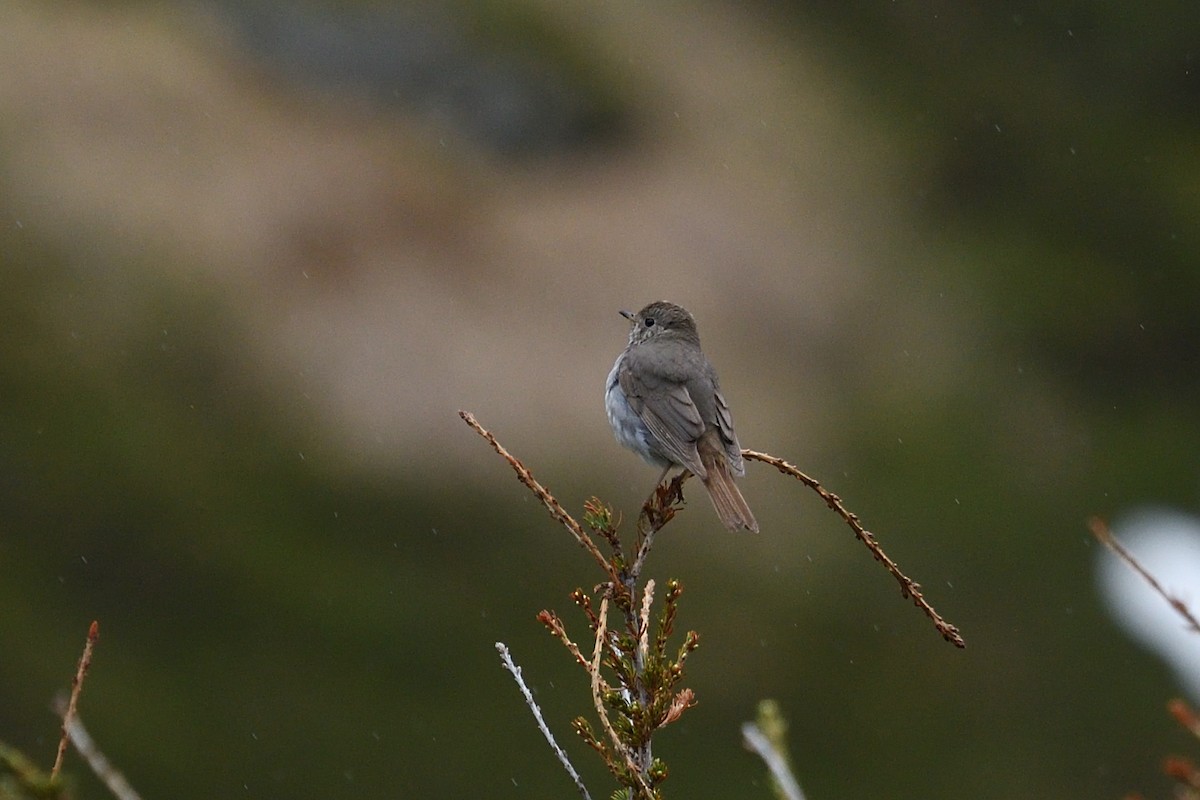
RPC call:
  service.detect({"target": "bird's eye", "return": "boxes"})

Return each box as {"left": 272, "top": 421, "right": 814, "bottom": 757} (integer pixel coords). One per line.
{"left": 643, "top": 318, "right": 655, "bottom": 327}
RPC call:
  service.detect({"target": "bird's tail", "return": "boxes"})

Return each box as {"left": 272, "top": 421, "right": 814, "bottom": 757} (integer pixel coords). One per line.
{"left": 698, "top": 442, "right": 758, "bottom": 533}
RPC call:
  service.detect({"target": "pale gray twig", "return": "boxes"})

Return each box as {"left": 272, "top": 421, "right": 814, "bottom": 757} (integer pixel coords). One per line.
{"left": 53, "top": 703, "right": 143, "bottom": 800}
{"left": 742, "top": 722, "right": 805, "bottom": 800}
{"left": 495, "top": 642, "right": 593, "bottom": 800}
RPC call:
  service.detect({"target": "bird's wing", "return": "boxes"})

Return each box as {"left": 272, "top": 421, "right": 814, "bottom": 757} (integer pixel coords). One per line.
{"left": 618, "top": 350, "right": 707, "bottom": 476}
{"left": 713, "top": 389, "right": 745, "bottom": 477}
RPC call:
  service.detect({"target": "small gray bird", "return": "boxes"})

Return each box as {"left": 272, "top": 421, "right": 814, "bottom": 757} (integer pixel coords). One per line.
{"left": 606, "top": 301, "right": 758, "bottom": 532}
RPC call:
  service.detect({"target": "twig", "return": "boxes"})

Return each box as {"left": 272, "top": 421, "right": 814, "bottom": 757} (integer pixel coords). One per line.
{"left": 462, "top": 409, "right": 728, "bottom": 799}
{"left": 1088, "top": 516, "right": 1200, "bottom": 633}
{"left": 629, "top": 477, "right": 685, "bottom": 584}
{"left": 589, "top": 598, "right": 634, "bottom": 780}
{"left": 741, "top": 722, "right": 806, "bottom": 800}
{"left": 53, "top": 620, "right": 99, "bottom": 778}
{"left": 638, "top": 579, "right": 656, "bottom": 664}
{"left": 538, "top": 610, "right": 594, "bottom": 671}
{"left": 495, "top": 642, "right": 593, "bottom": 800}
{"left": 51, "top": 702, "right": 143, "bottom": 800}
{"left": 589, "top": 598, "right": 655, "bottom": 800}
{"left": 459, "top": 411, "right": 615, "bottom": 580}
{"left": 743, "top": 450, "right": 966, "bottom": 648}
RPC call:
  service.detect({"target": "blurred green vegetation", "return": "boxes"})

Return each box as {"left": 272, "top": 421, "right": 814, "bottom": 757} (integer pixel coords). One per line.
{"left": 0, "top": 225, "right": 578, "bottom": 796}
{"left": 2, "top": 2, "right": 1200, "bottom": 799}
{"left": 780, "top": 0, "right": 1200, "bottom": 399}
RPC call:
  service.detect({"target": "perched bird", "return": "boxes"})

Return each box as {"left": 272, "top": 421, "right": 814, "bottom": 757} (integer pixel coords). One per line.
{"left": 606, "top": 301, "right": 758, "bottom": 532}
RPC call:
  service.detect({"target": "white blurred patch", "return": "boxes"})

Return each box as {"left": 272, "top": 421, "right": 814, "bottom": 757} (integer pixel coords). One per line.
{"left": 1095, "top": 507, "right": 1200, "bottom": 702}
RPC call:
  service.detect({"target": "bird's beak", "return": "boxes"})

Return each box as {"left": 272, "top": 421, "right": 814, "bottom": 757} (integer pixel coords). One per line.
{"left": 619, "top": 309, "right": 635, "bottom": 321}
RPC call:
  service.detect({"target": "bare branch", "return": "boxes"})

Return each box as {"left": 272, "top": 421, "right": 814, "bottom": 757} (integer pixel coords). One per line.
{"left": 742, "top": 722, "right": 805, "bottom": 800}
{"left": 495, "top": 642, "right": 593, "bottom": 800}
{"left": 459, "top": 411, "right": 615, "bottom": 580}
{"left": 53, "top": 620, "right": 99, "bottom": 778}
{"left": 743, "top": 450, "right": 966, "bottom": 648}
{"left": 64, "top": 717, "right": 142, "bottom": 800}
{"left": 589, "top": 598, "right": 654, "bottom": 800}
{"left": 1088, "top": 515, "right": 1200, "bottom": 633}
{"left": 52, "top": 704, "right": 143, "bottom": 800}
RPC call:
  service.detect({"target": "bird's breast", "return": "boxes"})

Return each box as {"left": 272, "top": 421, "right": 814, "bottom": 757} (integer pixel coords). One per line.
{"left": 606, "top": 355, "right": 668, "bottom": 468}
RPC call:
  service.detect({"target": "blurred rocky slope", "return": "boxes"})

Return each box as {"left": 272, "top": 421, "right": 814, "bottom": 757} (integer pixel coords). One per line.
{"left": 1, "top": 1, "right": 904, "bottom": 487}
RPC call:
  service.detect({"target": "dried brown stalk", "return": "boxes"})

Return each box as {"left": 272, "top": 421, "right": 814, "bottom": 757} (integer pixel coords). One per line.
{"left": 1088, "top": 515, "right": 1200, "bottom": 632}
{"left": 459, "top": 410, "right": 615, "bottom": 581}
{"left": 742, "top": 450, "right": 965, "bottom": 648}
{"left": 589, "top": 597, "right": 655, "bottom": 800}
{"left": 52, "top": 620, "right": 99, "bottom": 778}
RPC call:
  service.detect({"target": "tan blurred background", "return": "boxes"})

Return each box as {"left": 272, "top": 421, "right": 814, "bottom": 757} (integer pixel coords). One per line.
{"left": 2, "top": 1, "right": 913, "bottom": 473}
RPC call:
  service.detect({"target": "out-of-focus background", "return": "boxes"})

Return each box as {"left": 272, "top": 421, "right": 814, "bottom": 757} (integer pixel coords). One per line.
{"left": 3, "top": 1, "right": 1199, "bottom": 797}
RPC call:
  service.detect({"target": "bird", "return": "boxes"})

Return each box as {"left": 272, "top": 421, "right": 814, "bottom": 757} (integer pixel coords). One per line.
{"left": 606, "top": 301, "right": 758, "bottom": 532}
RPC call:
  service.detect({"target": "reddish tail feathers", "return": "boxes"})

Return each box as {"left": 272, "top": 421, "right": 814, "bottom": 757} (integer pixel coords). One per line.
{"left": 698, "top": 444, "right": 758, "bottom": 533}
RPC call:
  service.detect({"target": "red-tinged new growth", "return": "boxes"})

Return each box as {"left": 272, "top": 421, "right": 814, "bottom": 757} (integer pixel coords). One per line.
{"left": 1163, "top": 756, "right": 1200, "bottom": 789}
{"left": 1172, "top": 699, "right": 1200, "bottom": 740}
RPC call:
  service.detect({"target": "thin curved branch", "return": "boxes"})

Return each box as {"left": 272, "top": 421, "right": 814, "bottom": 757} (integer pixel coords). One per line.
{"left": 743, "top": 450, "right": 965, "bottom": 649}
